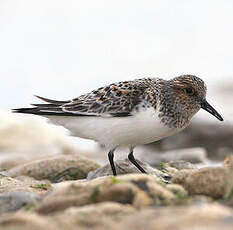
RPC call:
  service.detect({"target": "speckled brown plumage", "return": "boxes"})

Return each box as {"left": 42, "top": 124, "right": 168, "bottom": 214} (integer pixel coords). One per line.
{"left": 63, "top": 78, "right": 153, "bottom": 116}
{"left": 13, "top": 75, "right": 222, "bottom": 129}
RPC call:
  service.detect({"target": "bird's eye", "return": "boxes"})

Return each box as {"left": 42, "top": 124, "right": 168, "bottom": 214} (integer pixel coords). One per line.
{"left": 185, "top": 88, "right": 195, "bottom": 96}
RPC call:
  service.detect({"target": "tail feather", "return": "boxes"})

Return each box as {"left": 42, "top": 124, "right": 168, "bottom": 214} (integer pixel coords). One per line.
{"left": 12, "top": 107, "right": 72, "bottom": 116}
{"left": 13, "top": 95, "right": 92, "bottom": 116}
{"left": 12, "top": 95, "right": 69, "bottom": 116}
{"left": 12, "top": 107, "right": 41, "bottom": 114}
{"left": 34, "top": 95, "right": 70, "bottom": 105}
{"left": 12, "top": 107, "right": 93, "bottom": 116}
{"left": 31, "top": 103, "right": 61, "bottom": 107}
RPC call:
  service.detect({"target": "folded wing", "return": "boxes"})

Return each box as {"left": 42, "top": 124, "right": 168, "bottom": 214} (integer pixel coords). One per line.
{"left": 13, "top": 80, "right": 148, "bottom": 117}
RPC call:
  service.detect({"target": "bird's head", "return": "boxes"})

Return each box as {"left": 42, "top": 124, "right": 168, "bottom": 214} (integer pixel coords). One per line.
{"left": 159, "top": 75, "right": 223, "bottom": 128}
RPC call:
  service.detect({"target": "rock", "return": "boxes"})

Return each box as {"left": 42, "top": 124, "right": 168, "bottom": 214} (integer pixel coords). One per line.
{"left": 223, "top": 155, "right": 233, "bottom": 168}
{"left": 0, "top": 153, "right": 35, "bottom": 171}
{"left": 15, "top": 175, "right": 48, "bottom": 184}
{"left": 139, "top": 147, "right": 208, "bottom": 166}
{"left": 147, "top": 118, "right": 233, "bottom": 161}
{"left": 7, "top": 155, "right": 100, "bottom": 182}
{"left": 172, "top": 156, "right": 233, "bottom": 199}
{"left": 155, "top": 160, "right": 197, "bottom": 181}
{"left": 1, "top": 203, "right": 233, "bottom": 230}
{"left": 188, "top": 195, "right": 213, "bottom": 205}
{"left": 0, "top": 174, "right": 52, "bottom": 195}
{"left": 63, "top": 201, "right": 136, "bottom": 218}
{"left": 36, "top": 174, "right": 176, "bottom": 214}
{"left": 170, "top": 169, "right": 196, "bottom": 184}
{"left": 0, "top": 191, "right": 41, "bottom": 213}
{"left": 166, "top": 160, "right": 197, "bottom": 170}
{"left": 166, "top": 184, "right": 188, "bottom": 201}
{"left": 0, "top": 111, "right": 75, "bottom": 155}
{"left": 156, "top": 160, "right": 197, "bottom": 177}
{"left": 87, "top": 158, "right": 169, "bottom": 182}
{"left": 0, "top": 212, "right": 56, "bottom": 230}
{"left": 0, "top": 152, "right": 65, "bottom": 171}
{"left": 119, "top": 203, "right": 233, "bottom": 230}
{"left": 53, "top": 202, "right": 135, "bottom": 230}
{"left": 0, "top": 202, "right": 134, "bottom": 230}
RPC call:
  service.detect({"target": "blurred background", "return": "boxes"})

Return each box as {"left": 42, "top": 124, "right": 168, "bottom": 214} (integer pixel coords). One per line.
{"left": 0, "top": 0, "right": 233, "bottom": 157}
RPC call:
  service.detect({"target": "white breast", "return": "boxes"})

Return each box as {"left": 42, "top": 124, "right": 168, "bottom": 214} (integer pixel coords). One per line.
{"left": 45, "top": 107, "right": 181, "bottom": 149}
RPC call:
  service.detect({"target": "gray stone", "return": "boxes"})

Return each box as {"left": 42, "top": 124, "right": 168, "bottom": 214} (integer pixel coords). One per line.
{"left": 0, "top": 191, "right": 41, "bottom": 213}
{"left": 7, "top": 155, "right": 100, "bottom": 182}
{"left": 188, "top": 195, "right": 213, "bottom": 205}
{"left": 87, "top": 158, "right": 169, "bottom": 182}
{"left": 167, "top": 160, "right": 197, "bottom": 170}
{"left": 0, "top": 174, "right": 52, "bottom": 195}
{"left": 0, "top": 152, "right": 63, "bottom": 171}
{"left": 140, "top": 147, "right": 208, "bottom": 166}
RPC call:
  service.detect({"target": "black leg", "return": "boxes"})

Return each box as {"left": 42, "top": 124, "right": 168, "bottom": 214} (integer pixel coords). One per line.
{"left": 108, "top": 149, "right": 116, "bottom": 176}
{"left": 128, "top": 148, "right": 147, "bottom": 173}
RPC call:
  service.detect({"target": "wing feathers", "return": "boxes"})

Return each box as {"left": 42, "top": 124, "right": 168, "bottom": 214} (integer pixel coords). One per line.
{"left": 13, "top": 78, "right": 152, "bottom": 117}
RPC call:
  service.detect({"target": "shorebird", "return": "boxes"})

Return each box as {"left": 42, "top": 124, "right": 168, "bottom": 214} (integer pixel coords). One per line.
{"left": 13, "top": 75, "right": 223, "bottom": 175}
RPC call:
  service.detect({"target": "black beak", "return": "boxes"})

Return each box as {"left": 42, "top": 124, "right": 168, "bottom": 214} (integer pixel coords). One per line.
{"left": 201, "top": 100, "right": 223, "bottom": 121}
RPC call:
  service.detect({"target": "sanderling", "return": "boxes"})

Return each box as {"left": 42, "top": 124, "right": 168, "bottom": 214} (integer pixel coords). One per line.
{"left": 13, "top": 75, "right": 223, "bottom": 175}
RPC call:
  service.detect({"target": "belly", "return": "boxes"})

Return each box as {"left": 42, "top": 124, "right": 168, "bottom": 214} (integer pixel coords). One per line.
{"left": 45, "top": 107, "right": 180, "bottom": 148}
